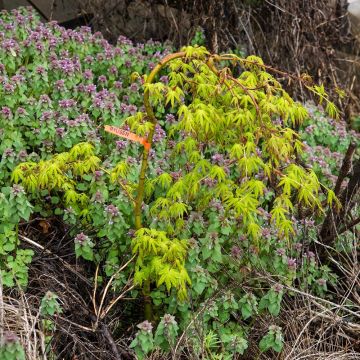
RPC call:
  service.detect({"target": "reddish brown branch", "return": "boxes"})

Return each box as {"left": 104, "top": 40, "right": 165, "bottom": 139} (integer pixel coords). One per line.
{"left": 334, "top": 142, "right": 356, "bottom": 196}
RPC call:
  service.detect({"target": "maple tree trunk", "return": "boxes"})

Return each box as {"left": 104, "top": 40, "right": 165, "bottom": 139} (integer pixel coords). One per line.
{"left": 319, "top": 156, "right": 360, "bottom": 247}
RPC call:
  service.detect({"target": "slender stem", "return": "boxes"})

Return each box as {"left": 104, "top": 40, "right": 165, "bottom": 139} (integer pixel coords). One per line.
{"left": 133, "top": 52, "right": 187, "bottom": 321}
{"left": 134, "top": 52, "right": 186, "bottom": 231}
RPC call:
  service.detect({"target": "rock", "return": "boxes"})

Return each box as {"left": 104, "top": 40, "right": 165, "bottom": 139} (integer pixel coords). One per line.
{"left": 348, "top": 0, "right": 360, "bottom": 40}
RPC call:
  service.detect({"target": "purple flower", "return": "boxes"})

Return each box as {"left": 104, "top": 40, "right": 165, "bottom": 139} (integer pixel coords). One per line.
{"left": 49, "top": 36, "right": 58, "bottom": 48}
{"left": 35, "top": 42, "right": 44, "bottom": 52}
{"left": 18, "top": 149, "right": 27, "bottom": 161}
{"left": 40, "top": 111, "right": 53, "bottom": 122}
{"left": 75, "top": 232, "right": 89, "bottom": 244}
{"left": 276, "top": 248, "right": 286, "bottom": 256}
{"left": 114, "top": 47, "right": 124, "bottom": 56}
{"left": 130, "top": 83, "right": 138, "bottom": 92}
{"left": 85, "top": 84, "right": 96, "bottom": 94}
{"left": 307, "top": 251, "right": 315, "bottom": 259}
{"left": 94, "top": 190, "right": 104, "bottom": 203}
{"left": 3, "top": 148, "right": 14, "bottom": 158}
{"left": 55, "top": 79, "right": 65, "bottom": 90}
{"left": 127, "top": 229, "right": 136, "bottom": 238}
{"left": 317, "top": 278, "right": 326, "bottom": 286}
{"left": 57, "top": 58, "right": 75, "bottom": 75}
{"left": 4, "top": 83, "right": 15, "bottom": 93}
{"left": 109, "top": 65, "right": 118, "bottom": 75}
{"left": 128, "top": 104, "right": 137, "bottom": 115}
{"left": 105, "top": 102, "right": 114, "bottom": 111}
{"left": 261, "top": 228, "right": 271, "bottom": 238}
{"left": 39, "top": 94, "right": 51, "bottom": 105}
{"left": 11, "top": 74, "right": 25, "bottom": 83}
{"left": 2, "top": 331, "right": 19, "bottom": 345}
{"left": 211, "top": 153, "right": 223, "bottom": 165}
{"left": 59, "top": 99, "right": 76, "bottom": 108}
{"left": 76, "top": 114, "right": 90, "bottom": 123}
{"left": 98, "top": 75, "right": 107, "bottom": 83}
{"left": 2, "top": 39, "right": 19, "bottom": 54}
{"left": 1, "top": 106, "right": 12, "bottom": 118}
{"left": 114, "top": 81, "right": 122, "bottom": 89}
{"left": 294, "top": 243, "right": 302, "bottom": 251}
{"left": 36, "top": 66, "right": 46, "bottom": 74}
{"left": 153, "top": 124, "right": 166, "bottom": 142}
{"left": 287, "top": 258, "right": 297, "bottom": 270}
{"left": 66, "top": 120, "right": 77, "bottom": 127}
{"left": 117, "top": 35, "right": 132, "bottom": 45}
{"left": 231, "top": 245, "right": 241, "bottom": 259}
{"left": 105, "top": 204, "right": 120, "bottom": 217}
{"left": 43, "top": 140, "right": 53, "bottom": 149}
{"left": 273, "top": 283, "right": 283, "bottom": 293}
{"left": 137, "top": 320, "right": 153, "bottom": 333}
{"left": 83, "top": 69, "right": 93, "bottom": 80}
{"left": 160, "top": 75, "right": 169, "bottom": 84}
{"left": 202, "top": 178, "right": 217, "bottom": 187}
{"left": 116, "top": 140, "right": 127, "bottom": 150}
{"left": 93, "top": 98, "right": 104, "bottom": 109}
{"left": 56, "top": 127, "right": 65, "bottom": 137}
{"left": 170, "top": 171, "right": 182, "bottom": 181}
{"left": 11, "top": 184, "right": 24, "bottom": 195}
{"left": 209, "top": 199, "right": 223, "bottom": 211}
{"left": 163, "top": 314, "right": 176, "bottom": 326}
{"left": 96, "top": 53, "right": 104, "bottom": 62}
{"left": 94, "top": 170, "right": 103, "bottom": 181}
{"left": 165, "top": 113, "right": 176, "bottom": 124}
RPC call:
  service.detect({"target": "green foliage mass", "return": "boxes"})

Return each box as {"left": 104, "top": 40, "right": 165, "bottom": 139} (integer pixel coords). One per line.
{"left": 1, "top": 7, "right": 356, "bottom": 359}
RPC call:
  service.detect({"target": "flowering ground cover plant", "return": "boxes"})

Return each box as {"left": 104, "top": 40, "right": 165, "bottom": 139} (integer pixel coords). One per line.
{"left": 1, "top": 6, "right": 359, "bottom": 360}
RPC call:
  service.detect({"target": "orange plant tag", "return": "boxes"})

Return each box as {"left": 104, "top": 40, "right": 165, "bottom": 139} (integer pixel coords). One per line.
{"left": 104, "top": 125, "right": 151, "bottom": 150}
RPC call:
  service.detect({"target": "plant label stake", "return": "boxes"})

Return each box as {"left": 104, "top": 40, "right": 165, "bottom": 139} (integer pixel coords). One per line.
{"left": 104, "top": 125, "right": 151, "bottom": 150}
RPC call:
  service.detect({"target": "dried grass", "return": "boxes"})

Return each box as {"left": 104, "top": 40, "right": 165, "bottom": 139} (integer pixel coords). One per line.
{"left": 0, "top": 281, "right": 46, "bottom": 360}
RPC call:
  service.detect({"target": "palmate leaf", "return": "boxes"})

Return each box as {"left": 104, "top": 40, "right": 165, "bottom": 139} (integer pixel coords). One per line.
{"left": 69, "top": 142, "right": 95, "bottom": 160}
{"left": 23, "top": 174, "right": 38, "bottom": 193}
{"left": 168, "top": 202, "right": 189, "bottom": 219}
{"left": 110, "top": 161, "right": 129, "bottom": 182}
{"left": 246, "top": 222, "right": 261, "bottom": 239}
{"left": 149, "top": 256, "right": 164, "bottom": 276}
{"left": 155, "top": 172, "right": 173, "bottom": 189}
{"left": 133, "top": 266, "right": 151, "bottom": 287}
{"left": 182, "top": 45, "right": 209, "bottom": 59}
{"left": 209, "top": 165, "right": 226, "bottom": 182}
{"left": 327, "top": 189, "right": 341, "bottom": 210}
{"left": 144, "top": 179, "right": 155, "bottom": 198}
{"left": 162, "top": 239, "right": 188, "bottom": 263}
{"left": 157, "top": 265, "right": 181, "bottom": 292}
{"left": 270, "top": 206, "right": 288, "bottom": 226}
{"left": 165, "top": 86, "right": 184, "bottom": 108}
{"left": 166, "top": 180, "right": 187, "bottom": 201}
{"left": 248, "top": 179, "right": 265, "bottom": 198}
{"left": 132, "top": 228, "right": 190, "bottom": 299}
{"left": 278, "top": 219, "right": 295, "bottom": 238}
{"left": 238, "top": 156, "right": 263, "bottom": 176}
{"left": 151, "top": 197, "right": 170, "bottom": 217}
{"left": 64, "top": 189, "right": 79, "bottom": 205}
{"left": 132, "top": 234, "right": 161, "bottom": 257}
{"left": 11, "top": 162, "right": 36, "bottom": 183}
{"left": 278, "top": 176, "right": 295, "bottom": 196}
{"left": 143, "top": 82, "right": 166, "bottom": 105}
